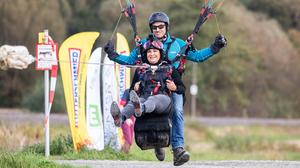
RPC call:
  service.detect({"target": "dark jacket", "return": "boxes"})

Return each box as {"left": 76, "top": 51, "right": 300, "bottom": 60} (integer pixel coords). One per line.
{"left": 130, "top": 63, "right": 185, "bottom": 98}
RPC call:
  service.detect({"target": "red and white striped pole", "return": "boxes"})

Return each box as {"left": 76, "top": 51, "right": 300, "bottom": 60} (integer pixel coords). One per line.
{"left": 43, "top": 30, "right": 58, "bottom": 157}
{"left": 37, "top": 29, "right": 58, "bottom": 157}
{"left": 48, "top": 64, "right": 58, "bottom": 114}
{"left": 44, "top": 29, "right": 50, "bottom": 157}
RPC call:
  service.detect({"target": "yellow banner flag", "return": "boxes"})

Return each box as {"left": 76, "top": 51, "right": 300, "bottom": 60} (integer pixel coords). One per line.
{"left": 59, "top": 32, "right": 99, "bottom": 150}
{"left": 116, "top": 33, "right": 131, "bottom": 148}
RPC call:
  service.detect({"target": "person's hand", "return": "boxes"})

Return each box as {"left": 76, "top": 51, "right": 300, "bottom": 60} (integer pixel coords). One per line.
{"left": 104, "top": 40, "right": 118, "bottom": 60}
{"left": 134, "top": 81, "right": 141, "bottom": 92}
{"left": 166, "top": 79, "right": 177, "bottom": 91}
{"left": 210, "top": 34, "right": 227, "bottom": 54}
{"left": 215, "top": 34, "right": 227, "bottom": 48}
{"left": 104, "top": 40, "right": 115, "bottom": 54}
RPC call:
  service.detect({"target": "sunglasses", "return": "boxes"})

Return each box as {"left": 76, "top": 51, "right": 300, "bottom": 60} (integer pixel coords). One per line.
{"left": 151, "top": 24, "right": 165, "bottom": 30}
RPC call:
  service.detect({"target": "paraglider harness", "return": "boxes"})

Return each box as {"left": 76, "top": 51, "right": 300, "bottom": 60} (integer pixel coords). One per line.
{"left": 137, "top": 61, "right": 173, "bottom": 97}
{"left": 134, "top": 62, "right": 173, "bottom": 150}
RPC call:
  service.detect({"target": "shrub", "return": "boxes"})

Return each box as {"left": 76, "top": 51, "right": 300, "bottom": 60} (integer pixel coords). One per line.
{"left": 23, "top": 134, "right": 73, "bottom": 155}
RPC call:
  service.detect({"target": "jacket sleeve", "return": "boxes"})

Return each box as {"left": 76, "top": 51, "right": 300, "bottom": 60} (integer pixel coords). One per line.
{"left": 112, "top": 47, "right": 140, "bottom": 65}
{"left": 171, "top": 69, "right": 185, "bottom": 94}
{"left": 186, "top": 46, "right": 215, "bottom": 62}
{"left": 171, "top": 38, "right": 215, "bottom": 65}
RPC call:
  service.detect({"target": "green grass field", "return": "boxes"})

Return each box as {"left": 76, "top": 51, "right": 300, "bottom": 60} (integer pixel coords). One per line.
{"left": 1, "top": 118, "right": 300, "bottom": 167}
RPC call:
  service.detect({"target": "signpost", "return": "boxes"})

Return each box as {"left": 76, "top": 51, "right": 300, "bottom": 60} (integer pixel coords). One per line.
{"left": 36, "top": 29, "right": 58, "bottom": 157}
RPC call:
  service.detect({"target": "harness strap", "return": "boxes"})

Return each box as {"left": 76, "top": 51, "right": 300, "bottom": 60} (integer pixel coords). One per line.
{"left": 138, "top": 63, "right": 172, "bottom": 96}
{"left": 136, "top": 41, "right": 143, "bottom": 65}
{"left": 153, "top": 81, "right": 161, "bottom": 95}
{"left": 178, "top": 58, "right": 186, "bottom": 74}
{"left": 171, "top": 37, "right": 193, "bottom": 74}
{"left": 165, "top": 36, "right": 176, "bottom": 63}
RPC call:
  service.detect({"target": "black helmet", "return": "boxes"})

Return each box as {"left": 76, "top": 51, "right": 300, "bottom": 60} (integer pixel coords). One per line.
{"left": 149, "top": 12, "right": 169, "bottom": 27}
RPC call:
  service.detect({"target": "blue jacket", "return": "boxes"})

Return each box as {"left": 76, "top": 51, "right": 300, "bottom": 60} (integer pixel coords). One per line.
{"left": 112, "top": 33, "right": 215, "bottom": 69}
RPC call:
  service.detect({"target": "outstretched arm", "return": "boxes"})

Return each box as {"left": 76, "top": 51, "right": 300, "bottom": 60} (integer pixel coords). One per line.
{"left": 113, "top": 47, "right": 139, "bottom": 65}
{"left": 186, "top": 47, "right": 214, "bottom": 62}
{"left": 186, "top": 34, "right": 227, "bottom": 62}
{"left": 104, "top": 40, "right": 139, "bottom": 65}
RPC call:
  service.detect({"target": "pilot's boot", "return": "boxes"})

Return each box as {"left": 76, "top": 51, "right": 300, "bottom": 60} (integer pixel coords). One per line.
{"left": 154, "top": 148, "right": 165, "bottom": 161}
{"left": 173, "top": 147, "right": 190, "bottom": 166}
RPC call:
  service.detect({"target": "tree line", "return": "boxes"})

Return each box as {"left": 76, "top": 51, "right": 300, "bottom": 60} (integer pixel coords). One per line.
{"left": 0, "top": 0, "right": 299, "bottom": 118}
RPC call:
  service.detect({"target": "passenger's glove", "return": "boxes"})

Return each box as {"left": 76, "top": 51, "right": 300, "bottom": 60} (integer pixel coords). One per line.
{"left": 210, "top": 34, "right": 227, "bottom": 54}
{"left": 104, "top": 40, "right": 119, "bottom": 60}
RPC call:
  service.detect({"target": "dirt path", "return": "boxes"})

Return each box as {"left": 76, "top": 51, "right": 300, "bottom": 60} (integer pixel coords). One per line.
{"left": 0, "top": 108, "right": 68, "bottom": 125}
{"left": 56, "top": 160, "right": 300, "bottom": 168}
{"left": 1, "top": 108, "right": 300, "bottom": 126}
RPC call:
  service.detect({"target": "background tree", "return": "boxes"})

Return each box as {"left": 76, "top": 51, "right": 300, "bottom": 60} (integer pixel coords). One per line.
{"left": 0, "top": 0, "right": 300, "bottom": 117}
{"left": 0, "top": 0, "right": 68, "bottom": 107}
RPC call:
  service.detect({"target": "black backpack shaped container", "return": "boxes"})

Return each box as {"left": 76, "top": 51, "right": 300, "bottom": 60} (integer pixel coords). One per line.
{"left": 134, "top": 102, "right": 172, "bottom": 150}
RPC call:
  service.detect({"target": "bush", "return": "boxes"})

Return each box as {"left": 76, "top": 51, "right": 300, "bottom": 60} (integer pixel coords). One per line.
{"left": 22, "top": 134, "right": 128, "bottom": 160}
{"left": 23, "top": 134, "right": 73, "bottom": 155}
{"left": 50, "top": 135, "right": 73, "bottom": 155}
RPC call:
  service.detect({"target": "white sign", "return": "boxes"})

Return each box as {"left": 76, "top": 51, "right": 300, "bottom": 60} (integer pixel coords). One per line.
{"left": 36, "top": 44, "right": 57, "bottom": 70}
{"left": 190, "top": 84, "right": 198, "bottom": 96}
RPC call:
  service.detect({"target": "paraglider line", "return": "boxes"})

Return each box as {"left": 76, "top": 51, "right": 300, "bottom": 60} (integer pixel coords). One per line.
{"left": 110, "top": 13, "right": 123, "bottom": 41}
